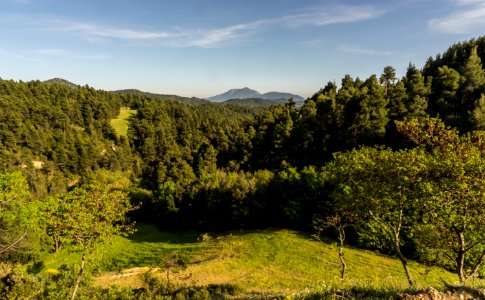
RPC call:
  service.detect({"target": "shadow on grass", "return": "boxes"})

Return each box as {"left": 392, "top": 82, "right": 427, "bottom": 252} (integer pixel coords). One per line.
{"left": 126, "top": 223, "right": 202, "bottom": 244}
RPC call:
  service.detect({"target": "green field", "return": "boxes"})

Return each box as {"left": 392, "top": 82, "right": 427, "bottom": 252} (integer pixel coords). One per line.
{"left": 110, "top": 107, "right": 137, "bottom": 137}
{"left": 39, "top": 224, "right": 480, "bottom": 298}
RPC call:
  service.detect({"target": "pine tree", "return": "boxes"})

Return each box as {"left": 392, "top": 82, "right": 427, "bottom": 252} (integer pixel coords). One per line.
{"left": 459, "top": 47, "right": 485, "bottom": 130}
{"left": 472, "top": 94, "right": 485, "bottom": 130}
{"left": 404, "top": 64, "right": 430, "bottom": 121}
{"left": 350, "top": 75, "right": 389, "bottom": 145}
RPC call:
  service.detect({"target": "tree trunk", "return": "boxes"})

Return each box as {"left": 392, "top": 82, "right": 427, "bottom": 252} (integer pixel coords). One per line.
{"left": 457, "top": 231, "right": 467, "bottom": 285}
{"left": 337, "top": 227, "right": 346, "bottom": 283}
{"left": 338, "top": 245, "right": 346, "bottom": 283}
{"left": 71, "top": 253, "right": 86, "bottom": 300}
{"left": 54, "top": 235, "right": 60, "bottom": 253}
{"left": 394, "top": 238, "right": 414, "bottom": 287}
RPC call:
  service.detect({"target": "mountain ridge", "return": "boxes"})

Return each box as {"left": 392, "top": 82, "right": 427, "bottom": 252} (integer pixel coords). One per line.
{"left": 208, "top": 87, "right": 304, "bottom": 102}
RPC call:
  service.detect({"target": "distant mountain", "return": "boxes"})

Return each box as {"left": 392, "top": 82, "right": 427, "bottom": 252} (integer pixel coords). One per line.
{"left": 207, "top": 87, "right": 304, "bottom": 103}
{"left": 44, "top": 78, "right": 79, "bottom": 88}
{"left": 114, "top": 89, "right": 209, "bottom": 105}
{"left": 208, "top": 87, "right": 261, "bottom": 102}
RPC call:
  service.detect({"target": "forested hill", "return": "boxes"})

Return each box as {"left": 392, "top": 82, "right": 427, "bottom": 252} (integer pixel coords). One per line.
{"left": 0, "top": 36, "right": 484, "bottom": 295}
{"left": 113, "top": 89, "right": 210, "bottom": 105}
{"left": 0, "top": 35, "right": 484, "bottom": 223}
{"left": 0, "top": 79, "right": 260, "bottom": 197}
{"left": 0, "top": 80, "right": 132, "bottom": 196}
{"left": 222, "top": 97, "right": 277, "bottom": 107}
{"left": 44, "top": 78, "right": 79, "bottom": 88}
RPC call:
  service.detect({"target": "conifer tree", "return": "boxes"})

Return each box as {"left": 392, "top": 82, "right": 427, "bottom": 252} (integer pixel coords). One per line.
{"left": 404, "top": 64, "right": 430, "bottom": 122}
{"left": 350, "top": 75, "right": 389, "bottom": 145}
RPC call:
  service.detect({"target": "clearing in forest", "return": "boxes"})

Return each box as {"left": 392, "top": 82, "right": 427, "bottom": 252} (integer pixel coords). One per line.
{"left": 110, "top": 107, "right": 137, "bottom": 137}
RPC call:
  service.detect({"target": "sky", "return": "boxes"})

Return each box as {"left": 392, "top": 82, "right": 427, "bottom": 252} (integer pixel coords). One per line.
{"left": 0, "top": 0, "right": 484, "bottom": 98}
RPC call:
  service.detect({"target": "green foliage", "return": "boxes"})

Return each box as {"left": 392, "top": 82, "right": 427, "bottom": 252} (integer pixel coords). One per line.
{"left": 425, "top": 38, "right": 485, "bottom": 131}
{"left": 324, "top": 146, "right": 431, "bottom": 286}
{"left": 398, "top": 118, "right": 485, "bottom": 283}
{"left": 472, "top": 93, "right": 485, "bottom": 129}
{"left": 0, "top": 171, "right": 43, "bottom": 259}
{"left": 45, "top": 182, "right": 135, "bottom": 252}
{"left": 0, "top": 265, "right": 44, "bottom": 299}
{"left": 404, "top": 64, "right": 430, "bottom": 121}
{"left": 1, "top": 34, "right": 485, "bottom": 298}
{"left": 350, "top": 75, "right": 389, "bottom": 144}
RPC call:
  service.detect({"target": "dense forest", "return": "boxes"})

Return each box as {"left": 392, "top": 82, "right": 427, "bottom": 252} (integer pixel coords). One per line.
{"left": 0, "top": 36, "right": 484, "bottom": 298}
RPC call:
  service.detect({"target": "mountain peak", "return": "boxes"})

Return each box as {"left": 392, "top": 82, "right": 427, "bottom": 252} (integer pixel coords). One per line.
{"left": 208, "top": 87, "right": 261, "bottom": 102}
{"left": 44, "top": 78, "right": 78, "bottom": 88}
{"left": 207, "top": 88, "right": 304, "bottom": 103}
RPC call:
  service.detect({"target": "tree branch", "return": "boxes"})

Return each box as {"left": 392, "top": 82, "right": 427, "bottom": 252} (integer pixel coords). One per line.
{"left": 0, "top": 228, "right": 28, "bottom": 255}
{"left": 441, "top": 251, "right": 458, "bottom": 268}
{"left": 468, "top": 249, "right": 485, "bottom": 280}
{"left": 369, "top": 209, "right": 393, "bottom": 238}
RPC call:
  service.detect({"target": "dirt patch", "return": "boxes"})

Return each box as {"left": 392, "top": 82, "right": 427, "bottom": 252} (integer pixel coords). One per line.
{"left": 398, "top": 286, "right": 485, "bottom": 300}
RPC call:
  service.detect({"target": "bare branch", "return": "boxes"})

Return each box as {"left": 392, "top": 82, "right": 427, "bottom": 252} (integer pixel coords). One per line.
{"left": 0, "top": 228, "right": 28, "bottom": 255}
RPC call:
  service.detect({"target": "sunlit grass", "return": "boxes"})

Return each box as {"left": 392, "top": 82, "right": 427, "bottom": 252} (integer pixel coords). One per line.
{"left": 110, "top": 107, "right": 137, "bottom": 137}
{"left": 39, "top": 223, "right": 483, "bottom": 297}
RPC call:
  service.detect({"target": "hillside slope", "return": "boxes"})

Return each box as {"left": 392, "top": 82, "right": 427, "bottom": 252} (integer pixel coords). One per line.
{"left": 40, "top": 225, "right": 467, "bottom": 296}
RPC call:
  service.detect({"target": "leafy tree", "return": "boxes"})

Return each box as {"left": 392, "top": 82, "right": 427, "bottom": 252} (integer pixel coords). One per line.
{"left": 325, "top": 147, "right": 429, "bottom": 287}
{"left": 397, "top": 118, "right": 485, "bottom": 284}
{"left": 45, "top": 182, "right": 134, "bottom": 299}
{"left": 0, "top": 172, "right": 38, "bottom": 257}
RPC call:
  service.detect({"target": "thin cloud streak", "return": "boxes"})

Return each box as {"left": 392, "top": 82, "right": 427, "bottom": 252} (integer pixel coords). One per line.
{"left": 428, "top": 0, "right": 485, "bottom": 34}
{"left": 45, "top": 20, "right": 177, "bottom": 40}
{"left": 0, "top": 49, "right": 46, "bottom": 63}
{"left": 39, "top": 4, "right": 384, "bottom": 48}
{"left": 31, "top": 48, "right": 113, "bottom": 60}
{"left": 340, "top": 46, "right": 394, "bottom": 56}
{"left": 301, "top": 39, "right": 323, "bottom": 46}
{"left": 34, "top": 48, "right": 66, "bottom": 55}
{"left": 282, "top": 4, "right": 384, "bottom": 27}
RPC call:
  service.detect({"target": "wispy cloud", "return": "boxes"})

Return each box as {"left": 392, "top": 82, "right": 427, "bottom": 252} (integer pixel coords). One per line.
{"left": 32, "top": 48, "right": 112, "bottom": 60}
{"left": 33, "top": 48, "right": 66, "bottom": 56}
{"left": 49, "top": 21, "right": 176, "bottom": 40}
{"left": 38, "top": 4, "right": 384, "bottom": 48}
{"left": 340, "top": 46, "right": 394, "bottom": 56}
{"left": 301, "top": 39, "right": 323, "bottom": 46}
{"left": 281, "top": 4, "right": 384, "bottom": 27}
{"left": 0, "top": 49, "right": 46, "bottom": 63}
{"left": 428, "top": 0, "right": 485, "bottom": 34}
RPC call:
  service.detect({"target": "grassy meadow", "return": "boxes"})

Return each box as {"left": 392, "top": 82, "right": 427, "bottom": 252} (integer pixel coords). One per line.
{"left": 110, "top": 107, "right": 137, "bottom": 137}
{"left": 36, "top": 224, "right": 481, "bottom": 298}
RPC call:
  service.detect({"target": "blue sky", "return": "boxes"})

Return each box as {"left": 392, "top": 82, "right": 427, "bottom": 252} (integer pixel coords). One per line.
{"left": 0, "top": 0, "right": 484, "bottom": 98}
